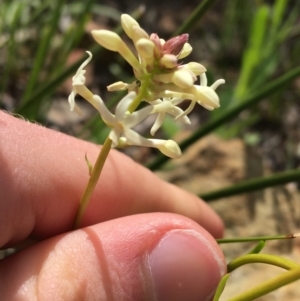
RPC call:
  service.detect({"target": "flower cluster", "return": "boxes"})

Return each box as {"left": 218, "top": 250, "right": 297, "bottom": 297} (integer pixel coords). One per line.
{"left": 69, "top": 14, "right": 225, "bottom": 159}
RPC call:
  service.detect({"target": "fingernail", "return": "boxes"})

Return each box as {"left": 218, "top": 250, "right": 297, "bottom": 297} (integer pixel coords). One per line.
{"left": 147, "top": 229, "right": 225, "bottom": 301}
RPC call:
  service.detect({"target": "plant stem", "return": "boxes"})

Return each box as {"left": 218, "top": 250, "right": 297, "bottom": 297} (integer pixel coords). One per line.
{"left": 217, "top": 233, "right": 298, "bottom": 244}
{"left": 227, "top": 254, "right": 300, "bottom": 273}
{"left": 128, "top": 75, "right": 151, "bottom": 113}
{"left": 228, "top": 267, "right": 300, "bottom": 301}
{"left": 73, "top": 137, "right": 112, "bottom": 229}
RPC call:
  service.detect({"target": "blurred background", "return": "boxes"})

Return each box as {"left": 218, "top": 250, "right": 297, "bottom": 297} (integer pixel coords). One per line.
{"left": 1, "top": 0, "right": 300, "bottom": 299}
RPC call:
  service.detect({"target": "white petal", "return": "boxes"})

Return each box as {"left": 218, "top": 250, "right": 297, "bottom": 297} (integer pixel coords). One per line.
{"left": 200, "top": 73, "right": 208, "bottom": 87}
{"left": 124, "top": 106, "right": 152, "bottom": 128}
{"left": 165, "top": 106, "right": 191, "bottom": 124}
{"left": 115, "top": 91, "right": 136, "bottom": 120}
{"left": 78, "top": 51, "right": 93, "bottom": 74}
{"left": 68, "top": 90, "right": 77, "bottom": 111}
{"left": 170, "top": 97, "right": 185, "bottom": 106}
{"left": 123, "top": 128, "right": 153, "bottom": 147}
{"left": 152, "top": 100, "right": 191, "bottom": 124}
{"left": 151, "top": 112, "right": 165, "bottom": 136}
{"left": 109, "top": 128, "right": 122, "bottom": 147}
{"left": 196, "top": 86, "right": 220, "bottom": 108}
{"left": 72, "top": 51, "right": 92, "bottom": 85}
{"left": 93, "top": 95, "right": 116, "bottom": 125}
{"left": 211, "top": 79, "right": 225, "bottom": 90}
{"left": 199, "top": 103, "right": 214, "bottom": 111}
{"left": 123, "top": 129, "right": 182, "bottom": 158}
{"left": 72, "top": 72, "right": 86, "bottom": 86}
{"left": 175, "top": 101, "right": 196, "bottom": 120}
{"left": 68, "top": 51, "right": 93, "bottom": 110}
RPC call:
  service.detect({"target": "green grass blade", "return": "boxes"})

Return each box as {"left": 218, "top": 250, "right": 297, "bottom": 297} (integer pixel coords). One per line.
{"left": 234, "top": 5, "right": 269, "bottom": 99}
{"left": 0, "top": 1, "right": 23, "bottom": 96}
{"left": 272, "top": 0, "right": 287, "bottom": 33}
{"left": 49, "top": 1, "right": 94, "bottom": 78}
{"left": 21, "top": 0, "right": 66, "bottom": 105}
{"left": 174, "top": 0, "right": 218, "bottom": 36}
{"left": 200, "top": 169, "right": 300, "bottom": 202}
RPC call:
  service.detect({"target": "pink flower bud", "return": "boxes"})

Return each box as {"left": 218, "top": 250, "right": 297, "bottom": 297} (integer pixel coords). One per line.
{"left": 163, "top": 34, "right": 189, "bottom": 56}
{"left": 150, "top": 33, "right": 163, "bottom": 58}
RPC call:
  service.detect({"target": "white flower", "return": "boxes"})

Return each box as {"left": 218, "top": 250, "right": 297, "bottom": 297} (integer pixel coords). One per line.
{"left": 68, "top": 51, "right": 93, "bottom": 114}
{"left": 150, "top": 98, "right": 191, "bottom": 136}
{"left": 156, "top": 73, "right": 225, "bottom": 119}
{"left": 92, "top": 91, "right": 182, "bottom": 158}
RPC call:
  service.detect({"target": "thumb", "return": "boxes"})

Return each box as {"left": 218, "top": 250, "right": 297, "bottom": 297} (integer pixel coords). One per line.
{"left": 0, "top": 213, "right": 226, "bottom": 301}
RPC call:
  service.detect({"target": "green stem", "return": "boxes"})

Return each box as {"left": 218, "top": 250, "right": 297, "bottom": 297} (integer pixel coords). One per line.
{"left": 228, "top": 267, "right": 300, "bottom": 301}
{"left": 217, "top": 233, "right": 296, "bottom": 244}
{"left": 200, "top": 169, "right": 300, "bottom": 201}
{"left": 73, "top": 137, "right": 112, "bottom": 229}
{"left": 247, "top": 241, "right": 265, "bottom": 255}
{"left": 213, "top": 273, "right": 231, "bottom": 301}
{"left": 128, "top": 75, "right": 151, "bottom": 113}
{"left": 227, "top": 254, "right": 300, "bottom": 273}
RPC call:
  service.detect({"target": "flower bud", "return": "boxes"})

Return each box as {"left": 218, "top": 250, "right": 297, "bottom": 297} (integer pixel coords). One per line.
{"left": 121, "top": 14, "right": 140, "bottom": 39}
{"left": 177, "top": 43, "right": 192, "bottom": 59}
{"left": 91, "top": 30, "right": 122, "bottom": 51}
{"left": 196, "top": 86, "right": 220, "bottom": 108}
{"left": 163, "top": 34, "right": 189, "bottom": 55}
{"left": 172, "top": 68, "right": 196, "bottom": 88}
{"left": 107, "top": 81, "right": 128, "bottom": 91}
{"left": 186, "top": 62, "right": 206, "bottom": 75}
{"left": 92, "top": 30, "right": 141, "bottom": 71}
{"left": 150, "top": 33, "right": 163, "bottom": 58}
{"left": 136, "top": 38, "right": 155, "bottom": 59}
{"left": 153, "top": 73, "right": 173, "bottom": 84}
{"left": 132, "top": 26, "right": 150, "bottom": 44}
{"left": 160, "top": 54, "right": 178, "bottom": 69}
{"left": 157, "top": 140, "right": 182, "bottom": 158}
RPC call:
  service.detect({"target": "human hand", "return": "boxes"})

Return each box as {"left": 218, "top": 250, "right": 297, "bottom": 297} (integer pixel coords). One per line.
{"left": 0, "top": 111, "right": 226, "bottom": 301}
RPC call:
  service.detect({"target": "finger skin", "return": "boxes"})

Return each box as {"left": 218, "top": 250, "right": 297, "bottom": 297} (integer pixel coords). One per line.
{"left": 0, "top": 111, "right": 223, "bottom": 247}
{"left": 0, "top": 213, "right": 226, "bottom": 301}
